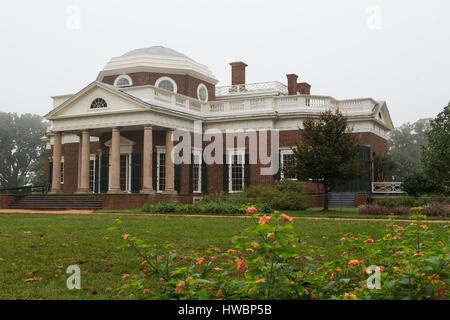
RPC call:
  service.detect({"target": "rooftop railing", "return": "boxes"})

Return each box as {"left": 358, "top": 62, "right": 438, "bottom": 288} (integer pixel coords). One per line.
{"left": 215, "top": 81, "right": 288, "bottom": 96}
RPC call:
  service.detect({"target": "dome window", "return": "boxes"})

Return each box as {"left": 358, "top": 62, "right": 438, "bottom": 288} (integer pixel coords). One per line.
{"left": 114, "top": 75, "right": 132, "bottom": 87}
{"left": 197, "top": 84, "right": 208, "bottom": 102}
{"left": 155, "top": 77, "right": 177, "bottom": 93}
{"left": 90, "top": 98, "right": 107, "bottom": 109}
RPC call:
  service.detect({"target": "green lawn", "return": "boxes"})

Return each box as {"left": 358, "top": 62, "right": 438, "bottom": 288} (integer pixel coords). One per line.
{"left": 95, "top": 206, "right": 450, "bottom": 220}
{"left": 0, "top": 212, "right": 448, "bottom": 299}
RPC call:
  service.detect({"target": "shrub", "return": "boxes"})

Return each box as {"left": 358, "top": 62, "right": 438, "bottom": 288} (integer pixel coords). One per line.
{"left": 240, "top": 183, "right": 306, "bottom": 211}
{"left": 274, "top": 179, "right": 303, "bottom": 192}
{"left": 402, "top": 170, "right": 444, "bottom": 196}
{"left": 141, "top": 200, "right": 273, "bottom": 215}
{"left": 112, "top": 208, "right": 449, "bottom": 300}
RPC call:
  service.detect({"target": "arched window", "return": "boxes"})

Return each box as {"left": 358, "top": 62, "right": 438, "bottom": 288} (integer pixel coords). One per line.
{"left": 90, "top": 98, "right": 107, "bottom": 109}
{"left": 197, "top": 83, "right": 208, "bottom": 102}
{"left": 114, "top": 75, "right": 132, "bottom": 87}
{"left": 155, "top": 77, "right": 177, "bottom": 93}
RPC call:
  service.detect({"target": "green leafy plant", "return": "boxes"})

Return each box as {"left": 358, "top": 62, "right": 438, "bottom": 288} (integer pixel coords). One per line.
{"left": 112, "top": 207, "right": 449, "bottom": 300}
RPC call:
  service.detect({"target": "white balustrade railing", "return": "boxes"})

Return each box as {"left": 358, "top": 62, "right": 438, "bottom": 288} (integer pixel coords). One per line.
{"left": 215, "top": 81, "right": 288, "bottom": 96}
{"left": 127, "top": 85, "right": 377, "bottom": 118}
{"left": 372, "top": 182, "right": 404, "bottom": 194}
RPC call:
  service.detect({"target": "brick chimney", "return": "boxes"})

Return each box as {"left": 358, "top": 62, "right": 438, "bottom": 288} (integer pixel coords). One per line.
{"left": 230, "top": 61, "right": 248, "bottom": 85}
{"left": 286, "top": 74, "right": 298, "bottom": 95}
{"left": 298, "top": 82, "right": 311, "bottom": 95}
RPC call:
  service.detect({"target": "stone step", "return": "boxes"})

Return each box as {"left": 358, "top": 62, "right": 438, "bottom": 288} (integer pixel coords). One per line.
{"left": 7, "top": 194, "right": 104, "bottom": 209}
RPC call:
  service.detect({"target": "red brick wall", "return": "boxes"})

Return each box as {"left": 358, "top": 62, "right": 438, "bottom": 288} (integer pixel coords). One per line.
{"left": 101, "top": 72, "right": 216, "bottom": 101}
{"left": 44, "top": 129, "right": 387, "bottom": 204}
{"left": 0, "top": 195, "right": 17, "bottom": 208}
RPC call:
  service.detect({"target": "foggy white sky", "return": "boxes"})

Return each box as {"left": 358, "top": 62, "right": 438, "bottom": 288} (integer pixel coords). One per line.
{"left": 0, "top": 0, "right": 449, "bottom": 127}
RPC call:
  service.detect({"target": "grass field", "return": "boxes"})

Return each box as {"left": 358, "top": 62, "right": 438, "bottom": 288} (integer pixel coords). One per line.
{"left": 95, "top": 206, "right": 450, "bottom": 220}
{"left": 0, "top": 212, "right": 448, "bottom": 300}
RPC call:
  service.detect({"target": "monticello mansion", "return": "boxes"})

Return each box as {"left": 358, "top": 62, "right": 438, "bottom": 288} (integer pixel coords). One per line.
{"left": 41, "top": 46, "right": 393, "bottom": 208}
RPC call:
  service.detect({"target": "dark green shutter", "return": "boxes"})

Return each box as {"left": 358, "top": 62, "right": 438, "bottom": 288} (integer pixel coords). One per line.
{"left": 244, "top": 154, "right": 250, "bottom": 188}
{"left": 189, "top": 154, "right": 193, "bottom": 194}
{"left": 201, "top": 161, "right": 207, "bottom": 194}
{"left": 94, "top": 158, "right": 99, "bottom": 193}
{"left": 100, "top": 154, "right": 109, "bottom": 193}
{"left": 174, "top": 163, "right": 181, "bottom": 193}
{"left": 223, "top": 154, "right": 229, "bottom": 193}
{"left": 48, "top": 161, "right": 53, "bottom": 190}
{"left": 152, "top": 152, "right": 157, "bottom": 190}
{"left": 131, "top": 153, "right": 142, "bottom": 193}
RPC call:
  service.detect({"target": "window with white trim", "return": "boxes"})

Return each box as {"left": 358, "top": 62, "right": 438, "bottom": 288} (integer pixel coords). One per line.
{"left": 280, "top": 149, "right": 295, "bottom": 179}
{"left": 156, "top": 77, "right": 177, "bottom": 93}
{"left": 192, "top": 151, "right": 202, "bottom": 193}
{"left": 197, "top": 83, "right": 208, "bottom": 102}
{"left": 228, "top": 151, "right": 245, "bottom": 192}
{"left": 60, "top": 157, "right": 64, "bottom": 184}
{"left": 114, "top": 75, "right": 132, "bottom": 87}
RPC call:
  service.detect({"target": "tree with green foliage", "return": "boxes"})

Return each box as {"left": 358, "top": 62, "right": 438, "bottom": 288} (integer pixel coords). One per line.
{"left": 286, "top": 110, "right": 363, "bottom": 211}
{"left": 0, "top": 112, "right": 47, "bottom": 188}
{"left": 388, "top": 118, "right": 431, "bottom": 180}
{"left": 420, "top": 102, "right": 450, "bottom": 194}
{"left": 373, "top": 154, "right": 398, "bottom": 181}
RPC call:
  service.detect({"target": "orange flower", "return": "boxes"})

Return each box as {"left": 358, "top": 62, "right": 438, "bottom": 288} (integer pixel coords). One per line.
{"left": 235, "top": 258, "right": 247, "bottom": 271}
{"left": 364, "top": 239, "right": 374, "bottom": 244}
{"left": 217, "top": 289, "right": 223, "bottom": 297}
{"left": 256, "top": 279, "right": 266, "bottom": 283}
{"left": 142, "top": 260, "right": 148, "bottom": 265}
{"left": 185, "top": 276, "right": 193, "bottom": 282}
{"left": 214, "top": 248, "right": 222, "bottom": 253}
{"left": 281, "top": 214, "right": 293, "bottom": 223}
{"left": 344, "top": 293, "right": 356, "bottom": 299}
{"left": 340, "top": 237, "right": 346, "bottom": 243}
{"left": 142, "top": 289, "right": 149, "bottom": 294}
{"left": 167, "top": 244, "right": 174, "bottom": 248}
{"left": 196, "top": 257, "right": 205, "bottom": 265}
{"left": 267, "top": 232, "right": 275, "bottom": 238}
{"left": 122, "top": 234, "right": 130, "bottom": 240}
{"left": 251, "top": 243, "right": 259, "bottom": 248}
{"left": 421, "top": 225, "right": 428, "bottom": 230}
{"left": 246, "top": 248, "right": 254, "bottom": 253}
{"left": 226, "top": 249, "right": 236, "bottom": 254}
{"left": 122, "top": 274, "right": 130, "bottom": 280}
{"left": 245, "top": 206, "right": 258, "bottom": 215}
{"left": 398, "top": 227, "right": 404, "bottom": 232}
{"left": 259, "top": 215, "right": 271, "bottom": 225}
{"left": 414, "top": 252, "right": 424, "bottom": 257}
{"left": 348, "top": 259, "right": 360, "bottom": 267}
{"left": 175, "top": 287, "right": 184, "bottom": 294}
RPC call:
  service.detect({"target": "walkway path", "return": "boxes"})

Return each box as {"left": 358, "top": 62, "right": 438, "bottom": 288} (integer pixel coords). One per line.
{"left": 0, "top": 209, "right": 448, "bottom": 223}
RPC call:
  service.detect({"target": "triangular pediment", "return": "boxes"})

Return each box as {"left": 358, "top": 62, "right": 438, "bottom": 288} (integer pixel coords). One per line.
{"left": 45, "top": 82, "right": 148, "bottom": 119}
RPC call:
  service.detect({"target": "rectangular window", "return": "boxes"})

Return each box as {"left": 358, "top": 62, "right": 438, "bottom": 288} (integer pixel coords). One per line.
{"left": 157, "top": 151, "right": 166, "bottom": 192}
{"left": 192, "top": 152, "right": 201, "bottom": 193}
{"left": 60, "top": 157, "right": 64, "bottom": 184}
{"left": 229, "top": 153, "right": 244, "bottom": 192}
{"left": 281, "top": 150, "right": 295, "bottom": 179}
